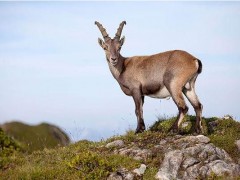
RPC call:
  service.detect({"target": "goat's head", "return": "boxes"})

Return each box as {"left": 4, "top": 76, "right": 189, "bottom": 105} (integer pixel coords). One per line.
{"left": 95, "top": 21, "right": 126, "bottom": 66}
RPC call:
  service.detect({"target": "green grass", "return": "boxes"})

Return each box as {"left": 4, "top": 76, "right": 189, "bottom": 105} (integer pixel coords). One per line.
{"left": 207, "top": 118, "right": 240, "bottom": 162}
{"left": 1, "top": 115, "right": 240, "bottom": 179}
{"left": 0, "top": 140, "right": 140, "bottom": 180}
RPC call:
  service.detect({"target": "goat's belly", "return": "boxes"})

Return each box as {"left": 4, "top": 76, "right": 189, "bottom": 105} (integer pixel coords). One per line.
{"left": 147, "top": 86, "right": 171, "bottom": 99}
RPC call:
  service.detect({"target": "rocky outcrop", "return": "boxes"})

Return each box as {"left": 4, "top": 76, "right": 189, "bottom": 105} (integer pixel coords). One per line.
{"left": 156, "top": 135, "right": 239, "bottom": 179}
{"left": 106, "top": 135, "right": 240, "bottom": 179}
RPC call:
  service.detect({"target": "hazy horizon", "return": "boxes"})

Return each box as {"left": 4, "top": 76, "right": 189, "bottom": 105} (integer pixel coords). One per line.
{"left": 1, "top": 2, "right": 240, "bottom": 141}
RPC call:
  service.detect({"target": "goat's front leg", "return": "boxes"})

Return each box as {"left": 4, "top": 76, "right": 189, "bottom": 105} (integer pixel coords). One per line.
{"left": 132, "top": 90, "right": 145, "bottom": 134}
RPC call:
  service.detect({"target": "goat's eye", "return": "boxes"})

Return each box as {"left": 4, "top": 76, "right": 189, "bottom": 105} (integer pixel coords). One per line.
{"left": 103, "top": 46, "right": 108, "bottom": 50}
{"left": 118, "top": 47, "right": 121, "bottom": 52}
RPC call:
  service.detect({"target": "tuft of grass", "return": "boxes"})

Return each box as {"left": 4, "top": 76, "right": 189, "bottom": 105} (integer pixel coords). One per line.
{"left": 150, "top": 116, "right": 176, "bottom": 133}
{"left": 143, "top": 166, "right": 158, "bottom": 180}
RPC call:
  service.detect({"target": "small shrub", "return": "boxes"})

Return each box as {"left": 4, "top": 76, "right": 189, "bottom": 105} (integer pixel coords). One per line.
{"left": 0, "top": 128, "right": 22, "bottom": 169}
{"left": 68, "top": 151, "right": 114, "bottom": 179}
{"left": 150, "top": 116, "right": 176, "bottom": 133}
{"left": 143, "top": 166, "right": 158, "bottom": 180}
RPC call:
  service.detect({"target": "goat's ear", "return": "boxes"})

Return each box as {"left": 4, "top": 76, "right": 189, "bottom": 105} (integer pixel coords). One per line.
{"left": 120, "top": 36, "right": 125, "bottom": 46}
{"left": 98, "top": 38, "right": 105, "bottom": 48}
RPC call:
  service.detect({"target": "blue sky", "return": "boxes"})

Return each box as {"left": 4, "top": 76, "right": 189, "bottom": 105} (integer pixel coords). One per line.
{"left": 0, "top": 2, "right": 240, "bottom": 141}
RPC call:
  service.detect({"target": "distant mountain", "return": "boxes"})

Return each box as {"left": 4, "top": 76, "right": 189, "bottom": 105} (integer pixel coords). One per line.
{"left": 0, "top": 121, "right": 70, "bottom": 152}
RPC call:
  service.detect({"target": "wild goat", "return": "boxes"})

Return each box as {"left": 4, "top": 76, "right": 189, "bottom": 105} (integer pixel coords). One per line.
{"left": 95, "top": 21, "right": 203, "bottom": 134}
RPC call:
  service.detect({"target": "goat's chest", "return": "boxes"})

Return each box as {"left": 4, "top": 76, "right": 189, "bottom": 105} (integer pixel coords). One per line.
{"left": 119, "top": 84, "right": 131, "bottom": 96}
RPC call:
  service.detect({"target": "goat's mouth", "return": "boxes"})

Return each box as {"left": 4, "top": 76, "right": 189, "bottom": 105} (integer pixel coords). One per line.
{"left": 110, "top": 61, "right": 118, "bottom": 66}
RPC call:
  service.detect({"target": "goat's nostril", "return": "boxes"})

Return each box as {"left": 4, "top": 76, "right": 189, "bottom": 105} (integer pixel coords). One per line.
{"left": 111, "top": 58, "right": 117, "bottom": 61}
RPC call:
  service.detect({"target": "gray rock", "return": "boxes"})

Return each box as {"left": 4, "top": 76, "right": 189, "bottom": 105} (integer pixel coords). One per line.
{"left": 198, "top": 144, "right": 216, "bottom": 161}
{"left": 124, "top": 173, "right": 134, "bottom": 180}
{"left": 133, "top": 164, "right": 147, "bottom": 176}
{"left": 175, "top": 135, "right": 210, "bottom": 146}
{"left": 183, "top": 163, "right": 201, "bottom": 180}
{"left": 107, "top": 172, "right": 123, "bottom": 180}
{"left": 182, "top": 157, "right": 199, "bottom": 169}
{"left": 178, "top": 142, "right": 190, "bottom": 149}
{"left": 107, "top": 168, "right": 134, "bottom": 180}
{"left": 108, "top": 134, "right": 240, "bottom": 179}
{"left": 155, "top": 150, "right": 183, "bottom": 180}
{"left": 118, "top": 147, "right": 152, "bottom": 161}
{"left": 183, "top": 162, "right": 238, "bottom": 180}
{"left": 106, "top": 140, "right": 124, "bottom": 148}
{"left": 159, "top": 139, "right": 167, "bottom": 145}
{"left": 155, "top": 134, "right": 240, "bottom": 179}
{"left": 195, "top": 135, "right": 211, "bottom": 144}
{"left": 182, "top": 122, "right": 190, "bottom": 128}
{"left": 199, "top": 166, "right": 209, "bottom": 179}
{"left": 215, "top": 146, "right": 232, "bottom": 162}
{"left": 183, "top": 144, "right": 203, "bottom": 156}
{"left": 223, "top": 115, "right": 233, "bottom": 120}
{"left": 206, "top": 160, "right": 240, "bottom": 177}
{"left": 235, "top": 139, "right": 240, "bottom": 151}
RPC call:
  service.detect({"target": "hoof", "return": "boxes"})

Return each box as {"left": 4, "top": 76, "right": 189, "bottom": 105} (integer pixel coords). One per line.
{"left": 135, "top": 126, "right": 145, "bottom": 134}
{"left": 169, "top": 125, "right": 179, "bottom": 134}
{"left": 168, "top": 128, "right": 178, "bottom": 135}
{"left": 195, "top": 125, "right": 203, "bottom": 134}
{"left": 195, "top": 128, "right": 203, "bottom": 134}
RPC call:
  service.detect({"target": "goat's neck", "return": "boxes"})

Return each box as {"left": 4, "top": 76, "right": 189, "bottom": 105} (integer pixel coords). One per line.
{"left": 107, "top": 55, "right": 125, "bottom": 80}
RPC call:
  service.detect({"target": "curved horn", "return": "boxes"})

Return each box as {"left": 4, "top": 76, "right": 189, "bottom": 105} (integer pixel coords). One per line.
{"left": 115, "top": 21, "right": 126, "bottom": 39}
{"left": 95, "top": 21, "right": 110, "bottom": 41}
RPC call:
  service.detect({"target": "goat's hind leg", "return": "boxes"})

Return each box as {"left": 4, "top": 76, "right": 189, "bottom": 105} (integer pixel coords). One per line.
{"left": 183, "top": 87, "right": 203, "bottom": 134}
{"left": 168, "top": 86, "right": 189, "bottom": 133}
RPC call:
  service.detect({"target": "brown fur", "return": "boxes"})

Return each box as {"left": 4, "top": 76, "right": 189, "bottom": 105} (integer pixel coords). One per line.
{"left": 95, "top": 21, "right": 203, "bottom": 134}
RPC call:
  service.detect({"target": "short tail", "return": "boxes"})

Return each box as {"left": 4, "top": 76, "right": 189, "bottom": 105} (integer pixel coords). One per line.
{"left": 197, "top": 59, "right": 202, "bottom": 74}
